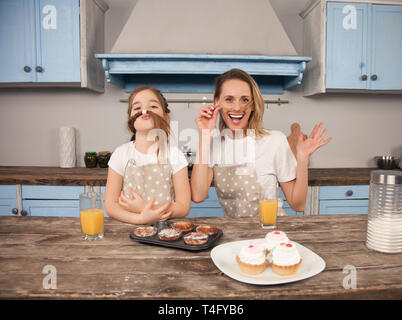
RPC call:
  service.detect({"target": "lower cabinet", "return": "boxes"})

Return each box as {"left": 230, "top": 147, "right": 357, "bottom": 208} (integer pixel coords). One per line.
{"left": 21, "top": 185, "right": 84, "bottom": 217}
{"left": 0, "top": 184, "right": 370, "bottom": 217}
{"left": 0, "top": 185, "right": 18, "bottom": 216}
{"left": 319, "top": 185, "right": 369, "bottom": 215}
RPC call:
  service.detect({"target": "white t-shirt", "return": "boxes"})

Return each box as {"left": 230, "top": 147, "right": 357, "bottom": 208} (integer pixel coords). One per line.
{"left": 208, "top": 130, "right": 297, "bottom": 188}
{"left": 108, "top": 141, "right": 188, "bottom": 177}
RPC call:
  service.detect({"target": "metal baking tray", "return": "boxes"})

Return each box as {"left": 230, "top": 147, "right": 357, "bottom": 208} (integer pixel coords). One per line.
{"left": 129, "top": 223, "right": 223, "bottom": 252}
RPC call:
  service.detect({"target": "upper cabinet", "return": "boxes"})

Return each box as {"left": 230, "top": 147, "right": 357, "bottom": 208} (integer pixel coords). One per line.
{"left": 0, "top": 0, "right": 108, "bottom": 92}
{"left": 300, "top": 1, "right": 402, "bottom": 95}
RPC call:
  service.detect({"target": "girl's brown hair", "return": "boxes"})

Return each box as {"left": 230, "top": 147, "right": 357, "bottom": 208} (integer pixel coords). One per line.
{"left": 127, "top": 86, "right": 171, "bottom": 141}
{"left": 213, "top": 69, "right": 267, "bottom": 138}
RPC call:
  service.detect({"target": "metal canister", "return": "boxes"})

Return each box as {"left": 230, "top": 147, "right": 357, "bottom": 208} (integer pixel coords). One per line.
{"left": 366, "top": 170, "right": 402, "bottom": 253}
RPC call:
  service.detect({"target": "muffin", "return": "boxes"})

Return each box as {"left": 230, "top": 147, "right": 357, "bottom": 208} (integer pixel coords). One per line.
{"left": 196, "top": 225, "right": 219, "bottom": 236}
{"left": 134, "top": 226, "right": 157, "bottom": 237}
{"left": 183, "top": 232, "right": 209, "bottom": 245}
{"left": 265, "top": 230, "right": 289, "bottom": 254}
{"left": 171, "top": 221, "right": 194, "bottom": 233}
{"left": 270, "top": 243, "right": 302, "bottom": 276}
{"left": 236, "top": 242, "right": 268, "bottom": 275}
{"left": 158, "top": 228, "right": 182, "bottom": 241}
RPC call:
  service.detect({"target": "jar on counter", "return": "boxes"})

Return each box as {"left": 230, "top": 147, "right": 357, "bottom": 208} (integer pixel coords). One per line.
{"left": 366, "top": 170, "right": 402, "bottom": 254}
{"left": 97, "top": 151, "right": 111, "bottom": 168}
{"left": 84, "top": 152, "right": 98, "bottom": 168}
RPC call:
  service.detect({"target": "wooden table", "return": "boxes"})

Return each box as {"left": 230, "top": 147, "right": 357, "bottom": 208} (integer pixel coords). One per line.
{"left": 0, "top": 215, "right": 401, "bottom": 299}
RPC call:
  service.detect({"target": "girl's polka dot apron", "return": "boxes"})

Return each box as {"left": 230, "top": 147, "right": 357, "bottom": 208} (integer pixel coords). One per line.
{"left": 123, "top": 158, "right": 174, "bottom": 206}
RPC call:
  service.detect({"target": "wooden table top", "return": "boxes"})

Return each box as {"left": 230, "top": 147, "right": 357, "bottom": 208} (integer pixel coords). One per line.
{"left": 0, "top": 214, "right": 401, "bottom": 299}
{"left": 0, "top": 166, "right": 376, "bottom": 186}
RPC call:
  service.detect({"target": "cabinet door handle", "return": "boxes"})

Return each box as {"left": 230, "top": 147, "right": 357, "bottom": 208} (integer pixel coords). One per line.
{"left": 24, "top": 66, "right": 31, "bottom": 73}
{"left": 20, "top": 210, "right": 28, "bottom": 216}
{"left": 11, "top": 208, "right": 19, "bottom": 215}
{"left": 346, "top": 190, "right": 354, "bottom": 197}
{"left": 371, "top": 74, "right": 378, "bottom": 81}
{"left": 361, "top": 74, "right": 367, "bottom": 81}
{"left": 36, "top": 66, "right": 43, "bottom": 73}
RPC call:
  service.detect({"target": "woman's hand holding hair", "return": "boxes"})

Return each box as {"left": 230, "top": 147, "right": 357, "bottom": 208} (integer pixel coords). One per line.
{"left": 195, "top": 105, "right": 220, "bottom": 133}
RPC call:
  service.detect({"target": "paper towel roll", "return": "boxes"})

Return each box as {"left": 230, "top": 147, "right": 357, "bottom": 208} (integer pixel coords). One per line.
{"left": 59, "top": 127, "right": 76, "bottom": 168}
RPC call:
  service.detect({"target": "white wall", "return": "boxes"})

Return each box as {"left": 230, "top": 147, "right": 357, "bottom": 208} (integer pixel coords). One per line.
{"left": 0, "top": 0, "right": 401, "bottom": 168}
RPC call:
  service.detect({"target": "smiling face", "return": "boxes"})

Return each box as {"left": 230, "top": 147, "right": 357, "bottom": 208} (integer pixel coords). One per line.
{"left": 215, "top": 79, "right": 254, "bottom": 132}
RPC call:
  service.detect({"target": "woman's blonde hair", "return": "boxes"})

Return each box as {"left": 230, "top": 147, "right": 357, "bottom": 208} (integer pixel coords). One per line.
{"left": 213, "top": 69, "right": 267, "bottom": 138}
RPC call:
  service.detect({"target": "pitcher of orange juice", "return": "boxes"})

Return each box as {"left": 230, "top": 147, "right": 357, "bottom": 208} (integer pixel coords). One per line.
{"left": 80, "top": 186, "right": 104, "bottom": 240}
{"left": 259, "top": 185, "right": 279, "bottom": 229}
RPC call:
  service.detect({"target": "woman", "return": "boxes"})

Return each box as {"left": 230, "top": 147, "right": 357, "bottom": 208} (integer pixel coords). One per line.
{"left": 105, "top": 86, "right": 191, "bottom": 224}
{"left": 191, "top": 69, "right": 331, "bottom": 217}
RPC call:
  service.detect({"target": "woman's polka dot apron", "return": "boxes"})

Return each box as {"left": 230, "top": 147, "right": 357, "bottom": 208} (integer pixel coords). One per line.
{"left": 213, "top": 163, "right": 261, "bottom": 218}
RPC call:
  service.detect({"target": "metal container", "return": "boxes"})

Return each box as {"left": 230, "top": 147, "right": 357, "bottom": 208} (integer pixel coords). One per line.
{"left": 375, "top": 156, "right": 400, "bottom": 170}
{"left": 366, "top": 170, "right": 402, "bottom": 253}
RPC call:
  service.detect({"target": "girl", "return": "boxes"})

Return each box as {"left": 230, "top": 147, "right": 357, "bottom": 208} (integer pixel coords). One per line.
{"left": 191, "top": 68, "right": 331, "bottom": 217}
{"left": 105, "top": 86, "right": 191, "bottom": 224}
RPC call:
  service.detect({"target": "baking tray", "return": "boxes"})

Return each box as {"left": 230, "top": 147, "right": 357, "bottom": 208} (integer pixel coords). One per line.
{"left": 129, "top": 223, "right": 223, "bottom": 252}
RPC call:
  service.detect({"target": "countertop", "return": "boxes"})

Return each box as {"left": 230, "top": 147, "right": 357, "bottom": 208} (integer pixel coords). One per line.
{"left": 0, "top": 166, "right": 376, "bottom": 186}
{"left": 0, "top": 214, "right": 401, "bottom": 299}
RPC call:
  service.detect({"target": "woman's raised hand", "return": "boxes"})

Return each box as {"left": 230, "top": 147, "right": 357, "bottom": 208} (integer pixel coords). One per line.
{"left": 296, "top": 122, "right": 332, "bottom": 162}
{"left": 195, "top": 105, "right": 220, "bottom": 132}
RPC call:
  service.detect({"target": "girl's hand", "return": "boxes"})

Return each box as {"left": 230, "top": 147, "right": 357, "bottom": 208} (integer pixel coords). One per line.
{"left": 118, "top": 189, "right": 146, "bottom": 213}
{"left": 140, "top": 198, "right": 174, "bottom": 223}
{"left": 296, "top": 122, "right": 332, "bottom": 162}
{"left": 195, "top": 105, "right": 220, "bottom": 133}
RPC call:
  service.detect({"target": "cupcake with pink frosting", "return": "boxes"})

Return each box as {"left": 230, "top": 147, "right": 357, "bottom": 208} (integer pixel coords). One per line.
{"left": 236, "top": 242, "right": 268, "bottom": 275}
{"left": 264, "top": 231, "right": 289, "bottom": 254}
{"left": 270, "top": 242, "right": 302, "bottom": 276}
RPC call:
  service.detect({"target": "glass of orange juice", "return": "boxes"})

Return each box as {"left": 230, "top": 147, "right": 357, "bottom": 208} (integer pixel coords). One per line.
{"left": 259, "top": 186, "right": 278, "bottom": 229}
{"left": 79, "top": 188, "right": 104, "bottom": 240}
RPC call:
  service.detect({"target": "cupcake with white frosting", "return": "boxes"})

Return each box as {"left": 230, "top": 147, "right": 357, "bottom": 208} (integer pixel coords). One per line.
{"left": 270, "top": 242, "right": 302, "bottom": 276}
{"left": 265, "top": 231, "right": 289, "bottom": 254}
{"left": 236, "top": 242, "right": 268, "bottom": 275}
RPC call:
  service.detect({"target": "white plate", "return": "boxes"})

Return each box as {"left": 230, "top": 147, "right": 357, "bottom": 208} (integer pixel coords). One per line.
{"left": 211, "top": 239, "right": 326, "bottom": 285}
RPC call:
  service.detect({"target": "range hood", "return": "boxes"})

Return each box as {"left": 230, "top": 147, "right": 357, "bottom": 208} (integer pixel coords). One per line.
{"left": 96, "top": 0, "right": 311, "bottom": 94}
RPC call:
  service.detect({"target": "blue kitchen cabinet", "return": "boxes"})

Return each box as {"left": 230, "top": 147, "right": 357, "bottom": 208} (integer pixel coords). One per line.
{"left": 21, "top": 185, "right": 84, "bottom": 217}
{"left": 0, "top": 0, "right": 35, "bottom": 82}
{"left": 371, "top": 5, "right": 402, "bottom": 90}
{"left": 326, "top": 2, "right": 402, "bottom": 90}
{"left": 21, "top": 185, "right": 110, "bottom": 217}
{"left": 0, "top": 185, "right": 18, "bottom": 216}
{"left": 301, "top": 1, "right": 402, "bottom": 95}
{"left": 0, "top": 0, "right": 80, "bottom": 83}
{"left": 319, "top": 185, "right": 369, "bottom": 215}
{"left": 326, "top": 2, "right": 369, "bottom": 89}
